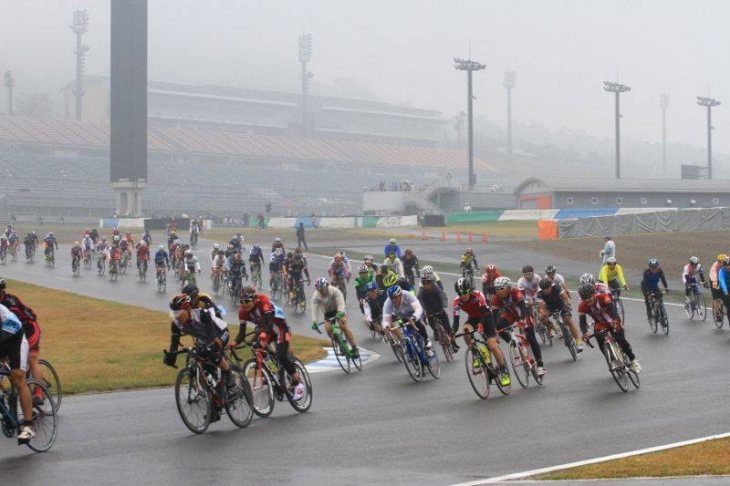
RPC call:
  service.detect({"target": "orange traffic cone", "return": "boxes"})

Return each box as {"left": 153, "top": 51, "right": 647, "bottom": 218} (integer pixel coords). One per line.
{"left": 457, "top": 231, "right": 462, "bottom": 243}
{"left": 441, "top": 231, "right": 446, "bottom": 241}
{"left": 467, "top": 233, "right": 474, "bottom": 242}
{"left": 482, "top": 232, "right": 488, "bottom": 243}
{"left": 421, "top": 230, "right": 427, "bottom": 240}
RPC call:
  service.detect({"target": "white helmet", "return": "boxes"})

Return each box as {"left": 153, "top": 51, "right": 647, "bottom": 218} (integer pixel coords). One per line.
{"left": 213, "top": 243, "right": 220, "bottom": 249}
{"left": 579, "top": 273, "right": 595, "bottom": 285}
{"left": 493, "top": 276, "right": 511, "bottom": 290}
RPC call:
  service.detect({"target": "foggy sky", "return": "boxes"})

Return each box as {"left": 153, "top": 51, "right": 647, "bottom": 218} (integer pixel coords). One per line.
{"left": 1, "top": 0, "right": 728, "bottom": 154}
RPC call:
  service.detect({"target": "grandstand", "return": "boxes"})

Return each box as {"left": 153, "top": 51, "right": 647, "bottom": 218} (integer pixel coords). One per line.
{"left": 0, "top": 113, "right": 497, "bottom": 217}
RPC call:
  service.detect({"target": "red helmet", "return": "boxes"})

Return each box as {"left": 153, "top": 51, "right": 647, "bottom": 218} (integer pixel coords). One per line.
{"left": 485, "top": 264, "right": 496, "bottom": 274}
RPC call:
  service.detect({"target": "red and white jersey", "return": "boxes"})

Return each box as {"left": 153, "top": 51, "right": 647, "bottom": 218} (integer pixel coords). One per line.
{"left": 594, "top": 282, "right": 610, "bottom": 295}
{"left": 490, "top": 288, "right": 528, "bottom": 320}
{"left": 578, "top": 292, "right": 615, "bottom": 325}
{"left": 682, "top": 263, "right": 704, "bottom": 284}
{"left": 517, "top": 275, "right": 542, "bottom": 301}
{"left": 452, "top": 291, "right": 489, "bottom": 321}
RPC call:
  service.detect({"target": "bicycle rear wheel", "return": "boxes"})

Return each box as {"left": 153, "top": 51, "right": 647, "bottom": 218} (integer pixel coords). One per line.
{"left": 401, "top": 340, "right": 422, "bottom": 382}
{"left": 434, "top": 318, "right": 453, "bottom": 363}
{"left": 174, "top": 367, "right": 212, "bottom": 434}
{"left": 509, "top": 340, "right": 529, "bottom": 388}
{"left": 332, "top": 335, "right": 351, "bottom": 374}
{"left": 560, "top": 320, "right": 577, "bottom": 362}
{"left": 35, "top": 359, "right": 62, "bottom": 411}
{"left": 535, "top": 322, "right": 548, "bottom": 345}
{"left": 464, "top": 346, "right": 490, "bottom": 399}
{"left": 285, "top": 358, "right": 313, "bottom": 413}
{"left": 225, "top": 365, "right": 253, "bottom": 428}
{"left": 714, "top": 301, "right": 725, "bottom": 329}
{"left": 242, "top": 359, "right": 275, "bottom": 418}
{"left": 23, "top": 380, "right": 57, "bottom": 452}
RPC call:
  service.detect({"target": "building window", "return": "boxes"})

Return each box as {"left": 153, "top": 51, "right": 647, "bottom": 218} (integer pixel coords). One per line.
{"left": 666, "top": 198, "right": 673, "bottom": 206}
{"left": 640, "top": 197, "right": 648, "bottom": 205}
{"left": 616, "top": 197, "right": 623, "bottom": 205}
{"left": 713, "top": 197, "right": 720, "bottom": 205}
{"left": 566, "top": 197, "right": 573, "bottom": 205}
{"left": 591, "top": 197, "right": 598, "bottom": 205}
{"left": 690, "top": 199, "right": 697, "bottom": 206}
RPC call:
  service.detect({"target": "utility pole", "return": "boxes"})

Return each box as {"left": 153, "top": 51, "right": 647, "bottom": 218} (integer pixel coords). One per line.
{"left": 503, "top": 70, "right": 516, "bottom": 160}
{"left": 454, "top": 58, "right": 486, "bottom": 190}
{"left": 298, "top": 34, "right": 313, "bottom": 137}
{"left": 3, "top": 71, "right": 14, "bottom": 115}
{"left": 697, "top": 96, "right": 721, "bottom": 180}
{"left": 603, "top": 81, "right": 631, "bottom": 179}
{"left": 660, "top": 94, "right": 669, "bottom": 172}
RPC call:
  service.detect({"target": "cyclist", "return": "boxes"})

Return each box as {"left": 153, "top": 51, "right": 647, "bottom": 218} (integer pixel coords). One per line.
{"left": 580, "top": 273, "right": 610, "bottom": 295}
{"left": 577, "top": 284, "right": 641, "bottom": 373}
{"left": 682, "top": 256, "right": 708, "bottom": 304}
{"left": 211, "top": 250, "right": 227, "bottom": 285}
{"left": 163, "top": 294, "right": 236, "bottom": 414}
{"left": 269, "top": 248, "right": 285, "bottom": 291}
{"left": 81, "top": 233, "right": 94, "bottom": 261}
{"left": 70, "top": 241, "right": 83, "bottom": 271}
{"left": 362, "top": 255, "right": 379, "bottom": 276}
{"left": 459, "top": 248, "right": 479, "bottom": 285}
{"left": 0, "top": 279, "right": 46, "bottom": 407}
{"left": 453, "top": 277, "right": 511, "bottom": 385}
{"left": 140, "top": 230, "right": 152, "bottom": 246}
{"left": 227, "top": 252, "right": 247, "bottom": 293}
{"left": 517, "top": 265, "right": 543, "bottom": 332}
{"left": 311, "top": 277, "right": 360, "bottom": 358}
{"left": 232, "top": 286, "right": 305, "bottom": 400}
{"left": 23, "top": 231, "right": 38, "bottom": 260}
{"left": 420, "top": 265, "right": 444, "bottom": 290}
{"left": 481, "top": 264, "right": 502, "bottom": 299}
{"left": 154, "top": 244, "right": 170, "bottom": 279}
{"left": 716, "top": 257, "right": 730, "bottom": 324}
{"left": 383, "top": 285, "right": 433, "bottom": 356}
{"left": 710, "top": 254, "right": 726, "bottom": 321}
{"left": 544, "top": 265, "right": 569, "bottom": 293}
{"left": 43, "top": 232, "right": 58, "bottom": 261}
{"left": 598, "top": 257, "right": 628, "bottom": 299}
{"left": 383, "top": 238, "right": 402, "bottom": 259}
{"left": 491, "top": 276, "right": 546, "bottom": 377}
{"left": 286, "top": 252, "right": 311, "bottom": 301}
{"left": 354, "top": 264, "right": 375, "bottom": 313}
{"left": 271, "top": 236, "right": 284, "bottom": 253}
{"left": 417, "top": 271, "right": 456, "bottom": 351}
{"left": 0, "top": 235, "right": 9, "bottom": 260}
{"left": 0, "top": 302, "right": 35, "bottom": 441}
{"left": 136, "top": 240, "right": 150, "bottom": 275}
{"left": 402, "top": 249, "right": 420, "bottom": 286}
{"left": 362, "top": 281, "right": 388, "bottom": 337}
{"left": 248, "top": 244, "right": 264, "bottom": 277}
{"left": 640, "top": 259, "right": 670, "bottom": 325}
{"left": 293, "top": 247, "right": 309, "bottom": 267}
{"left": 183, "top": 250, "right": 201, "bottom": 283}
{"left": 536, "top": 278, "right": 583, "bottom": 352}
{"left": 381, "top": 252, "right": 404, "bottom": 279}
{"left": 229, "top": 233, "right": 244, "bottom": 252}
{"left": 209, "top": 243, "right": 221, "bottom": 265}
{"left": 119, "top": 235, "right": 132, "bottom": 268}
{"left": 108, "top": 241, "right": 122, "bottom": 273}
{"left": 328, "top": 253, "right": 351, "bottom": 295}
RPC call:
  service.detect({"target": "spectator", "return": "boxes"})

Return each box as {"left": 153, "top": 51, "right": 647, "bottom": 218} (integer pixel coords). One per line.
{"left": 257, "top": 213, "right": 266, "bottom": 230}
{"left": 242, "top": 212, "right": 250, "bottom": 228}
{"left": 600, "top": 234, "right": 616, "bottom": 265}
{"left": 296, "top": 222, "right": 308, "bottom": 251}
{"left": 310, "top": 213, "right": 318, "bottom": 228}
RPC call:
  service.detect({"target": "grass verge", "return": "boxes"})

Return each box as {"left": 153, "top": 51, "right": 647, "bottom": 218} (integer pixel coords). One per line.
{"left": 4, "top": 278, "right": 328, "bottom": 395}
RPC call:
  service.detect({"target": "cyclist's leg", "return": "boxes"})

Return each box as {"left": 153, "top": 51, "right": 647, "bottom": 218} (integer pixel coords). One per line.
{"left": 612, "top": 327, "right": 636, "bottom": 361}
{"left": 723, "top": 293, "right": 730, "bottom": 321}
{"left": 523, "top": 324, "right": 544, "bottom": 367}
{"left": 489, "top": 316, "right": 511, "bottom": 368}
{"left": 640, "top": 283, "right": 652, "bottom": 320}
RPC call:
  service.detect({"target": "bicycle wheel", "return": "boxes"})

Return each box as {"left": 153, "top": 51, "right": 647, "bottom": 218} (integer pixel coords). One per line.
{"left": 627, "top": 356, "right": 641, "bottom": 389}
{"left": 351, "top": 346, "right": 363, "bottom": 371}
{"left": 110, "top": 269, "right": 118, "bottom": 282}
{"left": 434, "top": 318, "right": 453, "bottom": 363}
{"left": 401, "top": 340, "right": 422, "bottom": 382}
{"left": 604, "top": 344, "right": 629, "bottom": 392}
{"left": 390, "top": 335, "right": 404, "bottom": 363}
{"left": 696, "top": 293, "right": 707, "bottom": 322}
{"left": 225, "top": 365, "right": 253, "bottom": 428}
{"left": 426, "top": 347, "right": 440, "bottom": 379}
{"left": 120, "top": 260, "right": 128, "bottom": 275}
{"left": 242, "top": 359, "right": 275, "bottom": 418}
{"left": 332, "top": 335, "right": 351, "bottom": 373}
{"left": 685, "top": 296, "right": 694, "bottom": 319}
{"left": 660, "top": 304, "right": 669, "bottom": 335}
{"left": 616, "top": 298, "right": 625, "bottom": 323}
{"left": 97, "top": 259, "right": 105, "bottom": 276}
{"left": 535, "top": 322, "right": 547, "bottom": 345}
{"left": 35, "top": 360, "right": 62, "bottom": 411}
{"left": 649, "top": 304, "right": 658, "bottom": 333}
{"left": 714, "top": 301, "right": 725, "bottom": 329}
{"left": 529, "top": 351, "right": 544, "bottom": 385}
{"left": 174, "top": 367, "right": 212, "bottom": 434}
{"left": 508, "top": 340, "right": 529, "bottom": 389}
{"left": 285, "top": 357, "right": 313, "bottom": 413}
{"left": 464, "top": 346, "right": 490, "bottom": 399}
{"left": 72, "top": 260, "right": 80, "bottom": 276}
{"left": 23, "top": 380, "right": 57, "bottom": 452}
{"left": 560, "top": 321, "right": 577, "bottom": 362}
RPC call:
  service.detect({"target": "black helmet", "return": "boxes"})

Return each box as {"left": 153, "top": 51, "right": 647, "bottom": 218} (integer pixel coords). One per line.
{"left": 170, "top": 294, "right": 191, "bottom": 311}
{"left": 522, "top": 265, "right": 534, "bottom": 274}
{"left": 578, "top": 284, "right": 596, "bottom": 300}
{"left": 0, "top": 278, "right": 6, "bottom": 291}
{"left": 454, "top": 277, "right": 472, "bottom": 295}
{"left": 181, "top": 284, "right": 199, "bottom": 298}
{"left": 539, "top": 278, "right": 552, "bottom": 290}
{"left": 545, "top": 265, "right": 557, "bottom": 274}
{"left": 239, "top": 285, "right": 257, "bottom": 302}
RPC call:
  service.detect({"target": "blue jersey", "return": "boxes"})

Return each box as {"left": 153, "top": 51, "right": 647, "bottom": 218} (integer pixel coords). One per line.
{"left": 718, "top": 267, "right": 730, "bottom": 294}
{"left": 154, "top": 249, "right": 169, "bottom": 265}
{"left": 641, "top": 268, "right": 667, "bottom": 291}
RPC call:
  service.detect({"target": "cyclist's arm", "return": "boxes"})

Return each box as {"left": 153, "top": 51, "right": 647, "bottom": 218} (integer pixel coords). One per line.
{"left": 659, "top": 270, "right": 669, "bottom": 290}
{"left": 719, "top": 268, "right": 730, "bottom": 294}
{"left": 598, "top": 265, "right": 608, "bottom": 284}
{"left": 616, "top": 265, "right": 627, "bottom": 287}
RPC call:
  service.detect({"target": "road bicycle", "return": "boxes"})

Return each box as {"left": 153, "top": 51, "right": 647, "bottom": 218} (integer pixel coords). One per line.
{"left": 211, "top": 268, "right": 225, "bottom": 296}
{"left": 232, "top": 336, "right": 312, "bottom": 418}
{"left": 228, "top": 273, "right": 243, "bottom": 303}
{"left": 72, "top": 256, "right": 81, "bottom": 277}
{"left": 0, "top": 368, "right": 57, "bottom": 452}
{"left": 190, "top": 231, "right": 198, "bottom": 249}
{"left": 109, "top": 259, "right": 119, "bottom": 282}
{"left": 507, "top": 320, "right": 543, "bottom": 389}
{"left": 454, "top": 329, "right": 511, "bottom": 399}
{"left": 270, "top": 272, "right": 283, "bottom": 301}
{"left": 44, "top": 247, "right": 55, "bottom": 266}
{"left": 392, "top": 318, "right": 440, "bottom": 382}
{"left": 97, "top": 253, "right": 106, "bottom": 276}
{"left": 332, "top": 276, "right": 347, "bottom": 303}
{"left": 119, "top": 252, "right": 130, "bottom": 275}
{"left": 156, "top": 266, "right": 168, "bottom": 292}
{"left": 381, "top": 323, "right": 404, "bottom": 363}
{"left": 251, "top": 263, "right": 263, "bottom": 290}
{"left": 647, "top": 290, "right": 669, "bottom": 335}
{"left": 83, "top": 249, "right": 93, "bottom": 270}
{"left": 713, "top": 297, "right": 726, "bottom": 329}
{"left": 9, "top": 243, "right": 19, "bottom": 262}
{"left": 546, "top": 310, "right": 578, "bottom": 362}
{"left": 461, "top": 267, "right": 474, "bottom": 289}
{"left": 426, "top": 311, "right": 453, "bottom": 362}
{"left": 586, "top": 328, "right": 640, "bottom": 392}
{"left": 137, "top": 259, "right": 148, "bottom": 282}
{"left": 533, "top": 304, "right": 552, "bottom": 346}
{"left": 2, "top": 359, "right": 62, "bottom": 411}
{"left": 684, "top": 282, "right": 707, "bottom": 322}
{"left": 313, "top": 317, "right": 363, "bottom": 374}
{"left": 289, "top": 278, "right": 307, "bottom": 314}
{"left": 166, "top": 345, "right": 253, "bottom": 434}
{"left": 25, "top": 242, "right": 36, "bottom": 263}
{"left": 0, "top": 245, "right": 8, "bottom": 264}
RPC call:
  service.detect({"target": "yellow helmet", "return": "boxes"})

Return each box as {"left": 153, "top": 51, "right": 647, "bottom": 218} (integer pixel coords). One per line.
{"left": 718, "top": 254, "right": 727, "bottom": 263}
{"left": 382, "top": 271, "right": 398, "bottom": 288}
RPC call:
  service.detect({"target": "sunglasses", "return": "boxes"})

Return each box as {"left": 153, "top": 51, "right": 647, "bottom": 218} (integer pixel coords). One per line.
{"left": 420, "top": 280, "right": 432, "bottom": 285}
{"left": 240, "top": 298, "right": 253, "bottom": 304}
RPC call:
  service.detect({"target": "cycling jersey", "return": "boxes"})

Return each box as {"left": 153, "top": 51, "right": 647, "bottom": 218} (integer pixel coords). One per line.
{"left": 1, "top": 293, "right": 40, "bottom": 352}
{"left": 311, "top": 286, "right": 346, "bottom": 323}
{"left": 599, "top": 264, "right": 627, "bottom": 287}
{"left": 237, "top": 294, "right": 290, "bottom": 345}
{"left": 354, "top": 275, "right": 375, "bottom": 300}
{"left": 578, "top": 292, "right": 619, "bottom": 331}
{"left": 536, "top": 284, "right": 568, "bottom": 312}
{"left": 362, "top": 290, "right": 387, "bottom": 322}
{"left": 382, "top": 291, "right": 423, "bottom": 327}
{"left": 682, "top": 263, "right": 705, "bottom": 285}
{"left": 154, "top": 249, "right": 170, "bottom": 266}
{"left": 491, "top": 288, "right": 530, "bottom": 322}
{"left": 641, "top": 268, "right": 668, "bottom": 291}
{"left": 136, "top": 245, "right": 150, "bottom": 260}
{"left": 517, "top": 275, "right": 542, "bottom": 303}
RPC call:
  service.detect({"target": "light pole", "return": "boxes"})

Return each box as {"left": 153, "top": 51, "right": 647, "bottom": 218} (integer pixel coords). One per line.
{"left": 298, "top": 33, "right": 313, "bottom": 137}
{"left": 697, "top": 96, "right": 721, "bottom": 180}
{"left": 660, "top": 93, "right": 669, "bottom": 172}
{"left": 454, "top": 111, "right": 466, "bottom": 142}
{"left": 454, "top": 57, "right": 486, "bottom": 190}
{"left": 504, "top": 70, "right": 516, "bottom": 160}
{"left": 70, "top": 9, "right": 90, "bottom": 121}
{"left": 3, "top": 71, "right": 14, "bottom": 115}
{"left": 603, "top": 81, "right": 631, "bottom": 179}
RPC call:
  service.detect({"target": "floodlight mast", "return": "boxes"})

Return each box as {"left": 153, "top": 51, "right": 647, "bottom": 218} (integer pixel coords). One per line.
{"left": 503, "top": 71, "right": 516, "bottom": 161}
{"left": 70, "top": 9, "right": 90, "bottom": 121}
{"left": 697, "top": 96, "right": 721, "bottom": 179}
{"left": 660, "top": 94, "right": 669, "bottom": 172}
{"left": 454, "top": 58, "right": 486, "bottom": 190}
{"left": 299, "top": 34, "right": 313, "bottom": 136}
{"left": 603, "top": 81, "right": 631, "bottom": 179}
{"left": 3, "top": 71, "right": 15, "bottom": 115}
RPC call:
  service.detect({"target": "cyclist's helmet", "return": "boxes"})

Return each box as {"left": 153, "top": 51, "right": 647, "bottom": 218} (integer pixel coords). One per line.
{"left": 239, "top": 286, "right": 257, "bottom": 301}
{"left": 158, "top": 245, "right": 165, "bottom": 250}
{"left": 363, "top": 255, "right": 373, "bottom": 263}
{"left": 139, "top": 241, "right": 146, "bottom": 247}
{"left": 294, "top": 247, "right": 302, "bottom": 253}
{"left": 181, "top": 284, "right": 199, "bottom": 298}
{"left": 252, "top": 244, "right": 260, "bottom": 250}
{"left": 387, "top": 285, "right": 402, "bottom": 298}
{"left": 314, "top": 277, "right": 328, "bottom": 289}
{"left": 293, "top": 252, "right": 302, "bottom": 260}
{"left": 421, "top": 272, "right": 433, "bottom": 282}
{"left": 185, "top": 250, "right": 193, "bottom": 257}
{"left": 545, "top": 265, "right": 556, "bottom": 274}
{"left": 606, "top": 257, "right": 617, "bottom": 264}
{"left": 382, "top": 272, "right": 398, "bottom": 288}
{"left": 387, "top": 252, "right": 396, "bottom": 259}
{"left": 454, "top": 277, "right": 472, "bottom": 295}
{"left": 49, "top": 232, "right": 54, "bottom": 236}
{"left": 275, "top": 237, "right": 282, "bottom": 243}
{"left": 358, "top": 264, "right": 368, "bottom": 274}
{"left": 365, "top": 281, "right": 378, "bottom": 292}
{"left": 213, "top": 243, "right": 220, "bottom": 249}
{"left": 579, "top": 273, "right": 596, "bottom": 285}
{"left": 421, "top": 265, "right": 434, "bottom": 274}
{"left": 717, "top": 254, "right": 727, "bottom": 263}
{"left": 539, "top": 278, "right": 553, "bottom": 290}
{"left": 0, "top": 278, "right": 6, "bottom": 291}
{"left": 577, "top": 284, "right": 596, "bottom": 300}
{"left": 485, "top": 264, "right": 497, "bottom": 273}
{"left": 493, "top": 276, "right": 511, "bottom": 290}
{"left": 113, "top": 235, "right": 120, "bottom": 242}
{"left": 169, "top": 294, "right": 191, "bottom": 310}
{"left": 724, "top": 257, "right": 730, "bottom": 266}
{"left": 648, "top": 258, "right": 660, "bottom": 268}
{"left": 522, "top": 265, "right": 534, "bottom": 274}
{"left": 286, "top": 252, "right": 294, "bottom": 259}
{"left": 405, "top": 248, "right": 413, "bottom": 256}
{"left": 389, "top": 238, "right": 396, "bottom": 244}
{"left": 689, "top": 256, "right": 700, "bottom": 265}
{"left": 465, "top": 247, "right": 474, "bottom": 254}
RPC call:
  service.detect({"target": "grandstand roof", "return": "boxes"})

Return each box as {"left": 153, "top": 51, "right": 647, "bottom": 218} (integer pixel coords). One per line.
{"left": 514, "top": 177, "right": 730, "bottom": 195}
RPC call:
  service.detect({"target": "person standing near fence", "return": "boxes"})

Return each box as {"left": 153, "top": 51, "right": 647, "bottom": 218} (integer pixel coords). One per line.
{"left": 600, "top": 235, "right": 615, "bottom": 265}
{"left": 296, "top": 222, "right": 308, "bottom": 251}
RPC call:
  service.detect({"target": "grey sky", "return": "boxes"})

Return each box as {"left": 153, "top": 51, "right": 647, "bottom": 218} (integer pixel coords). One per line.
{"left": 1, "top": 1, "right": 728, "bottom": 153}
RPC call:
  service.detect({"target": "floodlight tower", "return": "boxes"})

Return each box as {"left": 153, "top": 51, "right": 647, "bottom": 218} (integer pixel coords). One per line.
{"left": 697, "top": 96, "right": 721, "bottom": 180}
{"left": 660, "top": 93, "right": 669, "bottom": 172}
{"left": 503, "top": 70, "right": 516, "bottom": 160}
{"left": 299, "top": 33, "right": 313, "bottom": 136}
{"left": 70, "top": 9, "right": 90, "bottom": 121}
{"left": 603, "top": 81, "right": 631, "bottom": 179}
{"left": 454, "top": 57, "right": 486, "bottom": 190}
{"left": 3, "top": 71, "right": 14, "bottom": 115}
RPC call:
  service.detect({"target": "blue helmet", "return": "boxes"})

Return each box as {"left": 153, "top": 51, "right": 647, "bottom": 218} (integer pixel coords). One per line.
{"left": 365, "top": 281, "right": 378, "bottom": 292}
{"left": 387, "top": 286, "right": 402, "bottom": 298}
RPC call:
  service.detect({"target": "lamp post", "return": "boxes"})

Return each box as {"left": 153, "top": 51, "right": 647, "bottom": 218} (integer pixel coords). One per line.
{"left": 298, "top": 33, "right": 313, "bottom": 137}
{"left": 70, "top": 9, "right": 90, "bottom": 121}
{"left": 454, "top": 58, "right": 486, "bottom": 190}
{"left": 454, "top": 111, "right": 466, "bottom": 142}
{"left": 503, "top": 70, "right": 516, "bottom": 160}
{"left": 660, "top": 93, "right": 669, "bottom": 172}
{"left": 603, "top": 81, "right": 631, "bottom": 179}
{"left": 3, "top": 71, "right": 15, "bottom": 115}
{"left": 697, "top": 96, "right": 721, "bottom": 180}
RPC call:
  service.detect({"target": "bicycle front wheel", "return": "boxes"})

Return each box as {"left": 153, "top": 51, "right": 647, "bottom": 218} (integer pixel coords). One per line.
{"left": 331, "top": 335, "right": 351, "bottom": 374}
{"left": 616, "top": 298, "right": 625, "bottom": 324}
{"left": 560, "top": 321, "right": 577, "bottom": 362}
{"left": 660, "top": 304, "right": 669, "bottom": 335}
{"left": 36, "top": 359, "right": 62, "bottom": 411}
{"left": 604, "top": 344, "right": 629, "bottom": 392}
{"left": 426, "top": 348, "right": 440, "bottom": 379}
{"left": 509, "top": 340, "right": 529, "bottom": 389}
{"left": 242, "top": 359, "right": 275, "bottom": 418}
{"left": 465, "top": 346, "right": 490, "bottom": 399}
{"left": 696, "top": 293, "right": 707, "bottom": 322}
{"left": 401, "top": 340, "right": 422, "bottom": 382}
{"left": 285, "top": 357, "right": 313, "bottom": 413}
{"left": 225, "top": 365, "right": 253, "bottom": 428}
{"left": 23, "top": 380, "right": 57, "bottom": 452}
{"left": 175, "top": 367, "right": 212, "bottom": 434}
{"left": 649, "top": 305, "right": 659, "bottom": 333}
